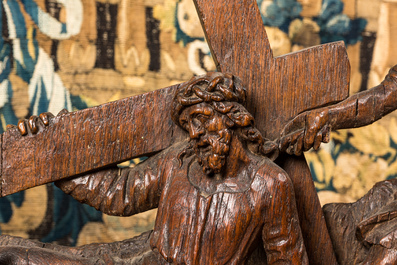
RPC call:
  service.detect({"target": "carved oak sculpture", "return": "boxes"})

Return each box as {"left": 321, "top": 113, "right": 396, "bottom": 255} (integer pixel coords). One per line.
{"left": 1, "top": 66, "right": 397, "bottom": 264}
{"left": 0, "top": 1, "right": 350, "bottom": 262}
{"left": 0, "top": 0, "right": 396, "bottom": 264}
{"left": 0, "top": 73, "right": 308, "bottom": 264}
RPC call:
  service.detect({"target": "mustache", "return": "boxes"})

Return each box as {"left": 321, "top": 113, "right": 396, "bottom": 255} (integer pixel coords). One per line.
{"left": 192, "top": 129, "right": 232, "bottom": 175}
{"left": 194, "top": 129, "right": 232, "bottom": 154}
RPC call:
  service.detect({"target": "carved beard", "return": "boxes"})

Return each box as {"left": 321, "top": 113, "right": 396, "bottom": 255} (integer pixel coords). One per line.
{"left": 193, "top": 129, "right": 232, "bottom": 175}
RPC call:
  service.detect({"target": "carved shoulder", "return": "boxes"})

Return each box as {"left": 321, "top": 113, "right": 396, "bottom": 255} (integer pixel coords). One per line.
{"left": 251, "top": 158, "right": 293, "bottom": 198}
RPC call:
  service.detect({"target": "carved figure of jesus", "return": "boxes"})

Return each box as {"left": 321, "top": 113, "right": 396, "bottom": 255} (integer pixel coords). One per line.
{"left": 2, "top": 64, "right": 397, "bottom": 264}
{"left": 0, "top": 73, "right": 308, "bottom": 265}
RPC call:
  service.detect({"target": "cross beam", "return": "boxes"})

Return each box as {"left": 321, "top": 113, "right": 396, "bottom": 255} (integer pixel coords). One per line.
{"left": 194, "top": 0, "right": 349, "bottom": 140}
{"left": 1, "top": 1, "right": 350, "bottom": 263}
{"left": 193, "top": 1, "right": 349, "bottom": 264}
{"left": 0, "top": 85, "right": 187, "bottom": 196}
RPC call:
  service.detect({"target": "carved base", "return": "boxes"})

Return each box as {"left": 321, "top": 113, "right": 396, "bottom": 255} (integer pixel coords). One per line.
{"left": 0, "top": 231, "right": 163, "bottom": 264}
{"left": 0, "top": 230, "right": 269, "bottom": 264}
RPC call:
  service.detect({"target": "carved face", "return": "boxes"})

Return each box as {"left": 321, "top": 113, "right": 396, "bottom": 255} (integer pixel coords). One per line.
{"left": 179, "top": 103, "right": 232, "bottom": 175}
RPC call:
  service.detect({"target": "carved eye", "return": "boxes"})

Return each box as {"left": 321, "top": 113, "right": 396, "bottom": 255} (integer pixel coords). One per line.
{"left": 192, "top": 117, "right": 203, "bottom": 128}
{"left": 179, "top": 117, "right": 188, "bottom": 130}
{"left": 196, "top": 114, "right": 209, "bottom": 124}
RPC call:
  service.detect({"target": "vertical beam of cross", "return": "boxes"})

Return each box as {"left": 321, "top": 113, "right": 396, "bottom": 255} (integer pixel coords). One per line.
{"left": 193, "top": 0, "right": 351, "bottom": 264}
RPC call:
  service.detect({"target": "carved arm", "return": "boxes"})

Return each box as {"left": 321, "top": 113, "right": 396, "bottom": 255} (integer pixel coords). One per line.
{"left": 328, "top": 65, "right": 397, "bottom": 130}
{"left": 55, "top": 152, "right": 168, "bottom": 216}
{"left": 260, "top": 165, "right": 309, "bottom": 264}
{"left": 15, "top": 112, "right": 170, "bottom": 217}
{"left": 280, "top": 65, "right": 397, "bottom": 155}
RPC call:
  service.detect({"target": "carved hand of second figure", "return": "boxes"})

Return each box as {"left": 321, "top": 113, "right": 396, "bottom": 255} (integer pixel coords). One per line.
{"left": 262, "top": 139, "right": 280, "bottom": 161}
{"left": 279, "top": 107, "right": 331, "bottom": 156}
{"left": 279, "top": 64, "right": 397, "bottom": 157}
{"left": 9, "top": 109, "right": 68, "bottom": 136}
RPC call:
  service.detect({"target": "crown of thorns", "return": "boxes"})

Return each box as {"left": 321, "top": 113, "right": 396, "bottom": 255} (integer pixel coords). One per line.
{"left": 171, "top": 72, "right": 247, "bottom": 125}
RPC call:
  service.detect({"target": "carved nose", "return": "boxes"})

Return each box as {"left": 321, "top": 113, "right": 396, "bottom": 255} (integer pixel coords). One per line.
{"left": 189, "top": 122, "right": 204, "bottom": 139}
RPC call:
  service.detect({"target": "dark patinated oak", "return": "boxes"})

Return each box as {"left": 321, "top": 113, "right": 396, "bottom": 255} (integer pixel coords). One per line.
{"left": 193, "top": 1, "right": 350, "bottom": 264}
{"left": 0, "top": 1, "right": 352, "bottom": 264}
{"left": 2, "top": 0, "right": 397, "bottom": 264}
{"left": 1, "top": 85, "right": 187, "bottom": 196}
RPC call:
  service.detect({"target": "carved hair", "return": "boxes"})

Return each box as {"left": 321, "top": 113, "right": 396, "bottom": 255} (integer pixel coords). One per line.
{"left": 172, "top": 72, "right": 266, "bottom": 155}
{"left": 171, "top": 72, "right": 245, "bottom": 120}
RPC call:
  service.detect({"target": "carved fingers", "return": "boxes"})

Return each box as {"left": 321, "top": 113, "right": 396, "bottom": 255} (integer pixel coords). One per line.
{"left": 11, "top": 109, "right": 69, "bottom": 136}
{"left": 27, "top": 116, "right": 40, "bottom": 134}
{"left": 280, "top": 129, "right": 305, "bottom": 156}
{"left": 304, "top": 109, "right": 331, "bottom": 151}
{"left": 279, "top": 112, "right": 306, "bottom": 156}
{"left": 39, "top": 112, "right": 52, "bottom": 126}
{"left": 279, "top": 108, "right": 331, "bottom": 156}
{"left": 262, "top": 140, "right": 280, "bottom": 161}
{"left": 16, "top": 113, "right": 53, "bottom": 136}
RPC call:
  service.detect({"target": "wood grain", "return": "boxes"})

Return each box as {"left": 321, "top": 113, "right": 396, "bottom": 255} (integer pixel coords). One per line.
{"left": 193, "top": 0, "right": 350, "bottom": 140}
{"left": 1, "top": 85, "right": 187, "bottom": 196}
{"left": 193, "top": 0, "right": 348, "bottom": 264}
{"left": 279, "top": 154, "right": 336, "bottom": 265}
{"left": 0, "top": 2, "right": 349, "bottom": 262}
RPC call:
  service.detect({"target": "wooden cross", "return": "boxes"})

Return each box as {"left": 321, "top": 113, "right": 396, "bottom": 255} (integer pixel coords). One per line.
{"left": 0, "top": 1, "right": 351, "bottom": 264}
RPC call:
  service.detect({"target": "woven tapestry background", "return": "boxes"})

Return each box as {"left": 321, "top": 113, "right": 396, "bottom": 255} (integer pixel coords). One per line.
{"left": 0, "top": 0, "right": 396, "bottom": 246}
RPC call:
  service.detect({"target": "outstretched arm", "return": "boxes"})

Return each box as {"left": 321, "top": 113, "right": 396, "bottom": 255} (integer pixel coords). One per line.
{"left": 14, "top": 111, "right": 172, "bottom": 216}
{"left": 280, "top": 65, "right": 397, "bottom": 155}
{"left": 55, "top": 150, "right": 170, "bottom": 216}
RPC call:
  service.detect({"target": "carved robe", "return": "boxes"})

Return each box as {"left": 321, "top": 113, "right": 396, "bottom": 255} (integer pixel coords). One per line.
{"left": 0, "top": 140, "right": 307, "bottom": 264}
{"left": 55, "top": 140, "right": 308, "bottom": 264}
